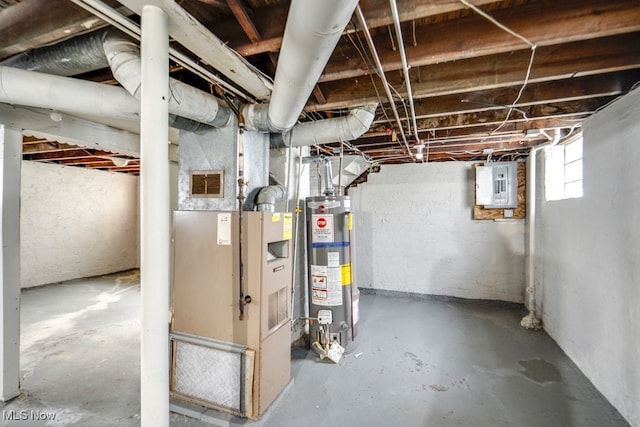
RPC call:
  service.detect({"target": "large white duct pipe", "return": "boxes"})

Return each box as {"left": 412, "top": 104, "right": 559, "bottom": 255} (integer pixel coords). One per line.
{"left": 0, "top": 65, "right": 140, "bottom": 120}
{"left": 103, "top": 31, "right": 232, "bottom": 128}
{"left": 271, "top": 104, "right": 378, "bottom": 148}
{"left": 243, "top": 0, "right": 360, "bottom": 132}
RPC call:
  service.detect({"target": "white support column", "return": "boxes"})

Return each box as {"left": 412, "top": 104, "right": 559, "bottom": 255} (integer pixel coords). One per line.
{"left": 140, "top": 6, "right": 170, "bottom": 427}
{"left": 0, "top": 125, "right": 22, "bottom": 401}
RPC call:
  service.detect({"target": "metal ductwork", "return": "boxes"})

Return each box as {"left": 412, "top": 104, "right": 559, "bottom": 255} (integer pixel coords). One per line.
{"left": 1, "top": 28, "right": 232, "bottom": 130}
{"left": 242, "top": 0, "right": 360, "bottom": 133}
{"left": 255, "top": 184, "right": 288, "bottom": 212}
{"left": 103, "top": 30, "right": 232, "bottom": 128}
{"left": 0, "top": 65, "right": 140, "bottom": 120}
{"left": 1, "top": 1, "right": 376, "bottom": 140}
{"left": 270, "top": 104, "right": 378, "bottom": 148}
{"left": 1, "top": 29, "right": 109, "bottom": 76}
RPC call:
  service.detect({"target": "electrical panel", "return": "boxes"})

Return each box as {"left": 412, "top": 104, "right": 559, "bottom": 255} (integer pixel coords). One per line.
{"left": 475, "top": 162, "right": 518, "bottom": 208}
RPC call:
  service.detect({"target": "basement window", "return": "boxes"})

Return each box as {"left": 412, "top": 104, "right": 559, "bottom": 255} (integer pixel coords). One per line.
{"left": 190, "top": 171, "right": 223, "bottom": 198}
{"left": 545, "top": 133, "right": 583, "bottom": 201}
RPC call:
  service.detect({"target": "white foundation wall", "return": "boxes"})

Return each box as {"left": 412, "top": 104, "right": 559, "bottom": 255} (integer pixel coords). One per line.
{"left": 536, "top": 89, "right": 640, "bottom": 426}
{"left": 21, "top": 161, "right": 139, "bottom": 288}
{"left": 349, "top": 162, "right": 525, "bottom": 302}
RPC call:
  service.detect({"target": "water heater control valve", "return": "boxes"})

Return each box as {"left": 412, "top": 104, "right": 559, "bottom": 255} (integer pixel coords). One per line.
{"left": 317, "top": 310, "right": 333, "bottom": 325}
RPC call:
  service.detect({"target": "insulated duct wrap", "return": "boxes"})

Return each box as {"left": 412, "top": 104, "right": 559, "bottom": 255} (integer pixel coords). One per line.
{"left": 0, "top": 65, "right": 140, "bottom": 120}
{"left": 103, "top": 31, "right": 232, "bottom": 128}
{"left": 241, "top": 0, "right": 360, "bottom": 132}
{"left": 268, "top": 0, "right": 359, "bottom": 131}
{"left": 271, "top": 104, "right": 378, "bottom": 148}
{"left": 0, "top": 29, "right": 109, "bottom": 76}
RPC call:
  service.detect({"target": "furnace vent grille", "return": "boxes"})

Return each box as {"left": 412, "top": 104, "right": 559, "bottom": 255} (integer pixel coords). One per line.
{"left": 191, "top": 171, "right": 223, "bottom": 197}
{"left": 268, "top": 286, "right": 289, "bottom": 331}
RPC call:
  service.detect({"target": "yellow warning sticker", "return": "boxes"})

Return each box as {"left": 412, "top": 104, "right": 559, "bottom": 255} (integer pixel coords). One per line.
{"left": 347, "top": 213, "right": 353, "bottom": 230}
{"left": 272, "top": 213, "right": 281, "bottom": 222}
{"left": 341, "top": 264, "right": 351, "bottom": 286}
{"left": 283, "top": 213, "right": 293, "bottom": 240}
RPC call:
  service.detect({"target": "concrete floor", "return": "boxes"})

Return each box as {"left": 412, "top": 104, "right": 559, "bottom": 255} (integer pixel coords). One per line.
{"left": 1, "top": 272, "right": 629, "bottom": 426}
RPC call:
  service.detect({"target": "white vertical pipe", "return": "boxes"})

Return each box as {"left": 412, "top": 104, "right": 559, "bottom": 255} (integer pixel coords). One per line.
{"left": 0, "top": 125, "right": 21, "bottom": 402}
{"left": 525, "top": 150, "right": 537, "bottom": 311}
{"left": 140, "top": 6, "right": 169, "bottom": 427}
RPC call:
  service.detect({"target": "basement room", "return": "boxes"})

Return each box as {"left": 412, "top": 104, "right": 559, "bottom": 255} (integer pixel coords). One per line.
{"left": 0, "top": 0, "right": 638, "bottom": 426}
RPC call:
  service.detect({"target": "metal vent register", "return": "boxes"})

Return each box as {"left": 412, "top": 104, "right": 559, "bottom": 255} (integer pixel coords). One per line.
{"left": 190, "top": 171, "right": 223, "bottom": 197}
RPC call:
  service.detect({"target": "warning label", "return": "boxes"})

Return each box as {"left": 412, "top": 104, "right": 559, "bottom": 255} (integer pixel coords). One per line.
{"left": 311, "top": 214, "right": 334, "bottom": 243}
{"left": 311, "top": 264, "right": 343, "bottom": 306}
{"left": 312, "top": 275, "right": 327, "bottom": 289}
{"left": 283, "top": 213, "right": 293, "bottom": 240}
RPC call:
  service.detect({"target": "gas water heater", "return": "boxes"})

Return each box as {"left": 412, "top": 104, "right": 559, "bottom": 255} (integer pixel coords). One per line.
{"left": 306, "top": 192, "right": 359, "bottom": 358}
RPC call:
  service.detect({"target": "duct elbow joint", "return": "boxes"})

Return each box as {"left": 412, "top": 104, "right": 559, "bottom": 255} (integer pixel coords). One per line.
{"left": 255, "top": 185, "right": 288, "bottom": 212}
{"left": 242, "top": 103, "right": 286, "bottom": 133}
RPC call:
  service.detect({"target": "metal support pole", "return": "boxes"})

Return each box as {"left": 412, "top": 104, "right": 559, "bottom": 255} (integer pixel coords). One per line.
{"left": 140, "top": 6, "right": 169, "bottom": 427}
{"left": 0, "top": 125, "right": 21, "bottom": 402}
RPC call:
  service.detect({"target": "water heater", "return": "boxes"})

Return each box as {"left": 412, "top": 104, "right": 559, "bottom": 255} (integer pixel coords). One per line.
{"left": 306, "top": 194, "right": 359, "bottom": 358}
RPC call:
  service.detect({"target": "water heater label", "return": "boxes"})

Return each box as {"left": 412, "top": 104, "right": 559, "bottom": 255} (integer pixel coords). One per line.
{"left": 327, "top": 252, "right": 340, "bottom": 267}
{"left": 312, "top": 214, "right": 334, "bottom": 243}
{"left": 312, "top": 274, "right": 327, "bottom": 289}
{"left": 311, "top": 264, "right": 343, "bottom": 306}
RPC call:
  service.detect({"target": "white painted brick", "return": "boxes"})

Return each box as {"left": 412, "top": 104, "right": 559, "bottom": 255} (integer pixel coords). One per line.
{"left": 20, "top": 161, "right": 139, "bottom": 288}
{"left": 350, "top": 161, "right": 525, "bottom": 302}
{"left": 538, "top": 88, "right": 640, "bottom": 426}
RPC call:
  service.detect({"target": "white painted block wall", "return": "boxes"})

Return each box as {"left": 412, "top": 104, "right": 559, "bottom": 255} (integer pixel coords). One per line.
{"left": 349, "top": 162, "right": 525, "bottom": 302}
{"left": 535, "top": 89, "right": 640, "bottom": 426}
{"left": 21, "top": 161, "right": 139, "bottom": 288}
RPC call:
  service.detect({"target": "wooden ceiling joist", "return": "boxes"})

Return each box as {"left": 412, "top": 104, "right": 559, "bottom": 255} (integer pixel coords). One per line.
{"left": 307, "top": 32, "right": 640, "bottom": 112}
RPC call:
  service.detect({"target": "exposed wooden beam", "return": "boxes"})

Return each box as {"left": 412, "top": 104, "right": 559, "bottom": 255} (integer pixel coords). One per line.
{"left": 321, "top": 0, "right": 640, "bottom": 83}
{"left": 0, "top": 0, "right": 128, "bottom": 59}
{"left": 61, "top": 158, "right": 115, "bottom": 166}
{"left": 234, "top": 36, "right": 283, "bottom": 56}
{"left": 312, "top": 85, "right": 327, "bottom": 105}
{"left": 22, "top": 145, "right": 84, "bottom": 155}
{"left": 226, "top": 0, "right": 261, "bottom": 44}
{"left": 356, "top": 0, "right": 498, "bottom": 28}
{"left": 193, "top": 0, "right": 229, "bottom": 9}
{"left": 404, "top": 71, "right": 639, "bottom": 120}
{"left": 23, "top": 149, "right": 115, "bottom": 161}
{"left": 411, "top": 98, "right": 612, "bottom": 132}
{"left": 306, "top": 33, "right": 640, "bottom": 112}
{"left": 230, "top": 0, "right": 499, "bottom": 57}
{"left": 361, "top": 113, "right": 593, "bottom": 145}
